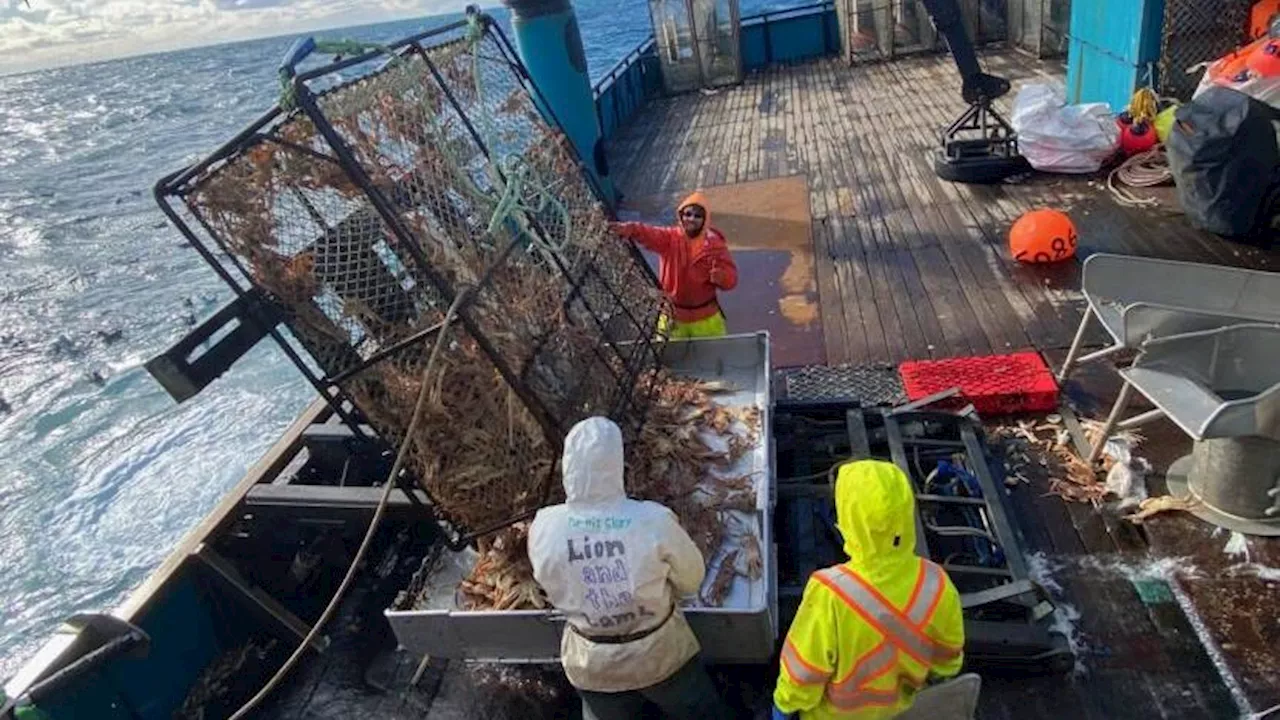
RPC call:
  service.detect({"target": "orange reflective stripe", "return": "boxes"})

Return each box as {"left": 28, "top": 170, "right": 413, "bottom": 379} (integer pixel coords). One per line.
{"left": 780, "top": 637, "right": 830, "bottom": 686}
{"left": 906, "top": 562, "right": 945, "bottom": 625}
{"left": 815, "top": 566, "right": 957, "bottom": 666}
{"left": 814, "top": 567, "right": 934, "bottom": 665}
{"left": 828, "top": 641, "right": 896, "bottom": 700}
{"left": 812, "top": 570, "right": 915, "bottom": 663}
{"left": 915, "top": 565, "right": 963, "bottom": 661}
{"left": 932, "top": 638, "right": 963, "bottom": 662}
{"left": 904, "top": 564, "right": 928, "bottom": 619}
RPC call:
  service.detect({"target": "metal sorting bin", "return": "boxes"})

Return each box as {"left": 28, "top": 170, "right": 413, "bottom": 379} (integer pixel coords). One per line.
{"left": 385, "top": 332, "right": 776, "bottom": 663}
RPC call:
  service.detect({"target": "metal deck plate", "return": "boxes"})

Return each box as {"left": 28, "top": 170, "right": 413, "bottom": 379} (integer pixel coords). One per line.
{"left": 779, "top": 364, "right": 906, "bottom": 405}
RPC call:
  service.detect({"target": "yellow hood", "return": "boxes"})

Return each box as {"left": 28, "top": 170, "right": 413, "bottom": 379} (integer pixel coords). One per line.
{"left": 834, "top": 460, "right": 918, "bottom": 576}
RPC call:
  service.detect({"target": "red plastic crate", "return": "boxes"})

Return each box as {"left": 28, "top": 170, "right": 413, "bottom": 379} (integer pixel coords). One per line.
{"left": 898, "top": 352, "right": 1059, "bottom": 415}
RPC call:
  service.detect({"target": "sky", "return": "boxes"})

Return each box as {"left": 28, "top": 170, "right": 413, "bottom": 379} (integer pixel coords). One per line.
{"left": 0, "top": 0, "right": 476, "bottom": 74}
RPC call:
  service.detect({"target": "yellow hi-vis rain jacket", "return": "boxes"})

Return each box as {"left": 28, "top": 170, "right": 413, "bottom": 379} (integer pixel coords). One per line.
{"left": 774, "top": 460, "right": 965, "bottom": 719}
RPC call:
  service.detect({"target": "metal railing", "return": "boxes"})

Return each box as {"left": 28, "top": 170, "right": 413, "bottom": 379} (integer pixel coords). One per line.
{"left": 593, "top": 38, "right": 661, "bottom": 141}
{"left": 741, "top": 1, "right": 838, "bottom": 69}
{"left": 591, "top": 2, "right": 840, "bottom": 139}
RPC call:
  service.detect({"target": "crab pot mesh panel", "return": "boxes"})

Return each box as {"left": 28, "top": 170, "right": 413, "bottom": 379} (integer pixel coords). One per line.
{"left": 168, "top": 21, "right": 666, "bottom": 538}
{"left": 1159, "top": 0, "right": 1252, "bottom": 101}
{"left": 343, "top": 327, "right": 558, "bottom": 534}
{"left": 891, "top": 1, "right": 943, "bottom": 55}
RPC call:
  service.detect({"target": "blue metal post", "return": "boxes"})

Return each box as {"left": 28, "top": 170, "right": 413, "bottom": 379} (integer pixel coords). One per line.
{"left": 1065, "top": 0, "right": 1166, "bottom": 111}
{"left": 502, "top": 0, "right": 616, "bottom": 203}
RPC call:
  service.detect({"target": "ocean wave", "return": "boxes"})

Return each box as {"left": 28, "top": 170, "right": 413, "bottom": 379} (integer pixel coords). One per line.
{"left": 0, "top": 0, "right": 800, "bottom": 683}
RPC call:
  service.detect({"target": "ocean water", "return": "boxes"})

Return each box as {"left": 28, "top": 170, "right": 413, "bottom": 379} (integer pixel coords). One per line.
{"left": 0, "top": 0, "right": 800, "bottom": 684}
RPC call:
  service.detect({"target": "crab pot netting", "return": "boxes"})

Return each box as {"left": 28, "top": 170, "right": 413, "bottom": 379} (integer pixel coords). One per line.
{"left": 1159, "top": 0, "right": 1253, "bottom": 101}
{"left": 172, "top": 24, "right": 666, "bottom": 537}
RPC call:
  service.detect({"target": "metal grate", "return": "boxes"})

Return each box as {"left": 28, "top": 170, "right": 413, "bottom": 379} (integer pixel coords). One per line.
{"left": 780, "top": 364, "right": 906, "bottom": 405}
{"left": 1159, "top": 0, "right": 1252, "bottom": 101}
{"left": 158, "top": 17, "right": 666, "bottom": 543}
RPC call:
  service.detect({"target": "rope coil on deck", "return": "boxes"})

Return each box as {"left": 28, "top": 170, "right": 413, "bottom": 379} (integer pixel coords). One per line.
{"left": 1107, "top": 148, "right": 1172, "bottom": 209}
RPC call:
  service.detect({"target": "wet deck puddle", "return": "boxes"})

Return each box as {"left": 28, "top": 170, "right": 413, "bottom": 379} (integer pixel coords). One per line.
{"left": 619, "top": 175, "right": 825, "bottom": 368}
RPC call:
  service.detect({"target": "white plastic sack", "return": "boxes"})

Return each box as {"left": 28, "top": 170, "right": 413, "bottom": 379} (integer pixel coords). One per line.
{"left": 1011, "top": 83, "right": 1121, "bottom": 173}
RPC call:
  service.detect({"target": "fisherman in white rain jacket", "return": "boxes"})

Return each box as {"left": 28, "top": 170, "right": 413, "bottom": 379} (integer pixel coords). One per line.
{"left": 528, "top": 416, "right": 732, "bottom": 720}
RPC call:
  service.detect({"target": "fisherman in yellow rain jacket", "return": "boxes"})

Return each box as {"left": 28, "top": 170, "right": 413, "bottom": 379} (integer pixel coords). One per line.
{"left": 773, "top": 460, "right": 966, "bottom": 720}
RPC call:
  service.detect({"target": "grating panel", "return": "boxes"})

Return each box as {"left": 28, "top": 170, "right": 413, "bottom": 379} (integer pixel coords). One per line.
{"left": 781, "top": 364, "right": 906, "bottom": 405}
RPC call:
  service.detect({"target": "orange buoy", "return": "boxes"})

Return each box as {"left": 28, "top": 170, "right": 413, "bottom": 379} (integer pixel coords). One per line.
{"left": 1009, "top": 209, "right": 1077, "bottom": 264}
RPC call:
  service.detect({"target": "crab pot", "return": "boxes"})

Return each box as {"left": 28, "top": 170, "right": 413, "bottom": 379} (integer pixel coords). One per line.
{"left": 155, "top": 17, "right": 666, "bottom": 543}
{"left": 384, "top": 333, "right": 777, "bottom": 665}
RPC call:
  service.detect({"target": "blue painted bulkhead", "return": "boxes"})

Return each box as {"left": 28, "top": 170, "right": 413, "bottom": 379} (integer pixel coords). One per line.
{"left": 739, "top": 2, "right": 839, "bottom": 69}
{"left": 593, "top": 40, "right": 664, "bottom": 143}
{"left": 1065, "top": 0, "right": 1165, "bottom": 111}
{"left": 32, "top": 569, "right": 228, "bottom": 720}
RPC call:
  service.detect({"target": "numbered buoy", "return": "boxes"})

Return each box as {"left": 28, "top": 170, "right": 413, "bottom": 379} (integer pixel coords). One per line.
{"left": 1010, "top": 209, "right": 1077, "bottom": 264}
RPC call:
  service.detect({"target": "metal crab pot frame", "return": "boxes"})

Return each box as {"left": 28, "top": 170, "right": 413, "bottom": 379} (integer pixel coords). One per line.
{"left": 155, "top": 16, "right": 667, "bottom": 546}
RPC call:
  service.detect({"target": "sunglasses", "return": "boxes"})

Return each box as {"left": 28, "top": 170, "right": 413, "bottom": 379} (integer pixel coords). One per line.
{"left": 680, "top": 208, "right": 705, "bottom": 219}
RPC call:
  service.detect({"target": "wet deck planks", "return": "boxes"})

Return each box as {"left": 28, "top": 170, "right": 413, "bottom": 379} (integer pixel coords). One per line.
{"left": 607, "top": 50, "right": 1279, "bottom": 368}
{"left": 606, "top": 49, "right": 1280, "bottom": 719}
{"left": 267, "top": 51, "right": 1280, "bottom": 720}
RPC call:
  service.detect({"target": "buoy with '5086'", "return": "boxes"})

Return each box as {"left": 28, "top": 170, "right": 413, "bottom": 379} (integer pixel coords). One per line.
{"left": 1009, "top": 209, "right": 1077, "bottom": 264}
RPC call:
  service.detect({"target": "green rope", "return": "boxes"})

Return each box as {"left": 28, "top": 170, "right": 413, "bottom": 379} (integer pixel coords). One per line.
{"left": 462, "top": 13, "right": 573, "bottom": 260}
{"left": 465, "top": 11, "right": 486, "bottom": 44}
{"left": 486, "top": 155, "right": 574, "bottom": 261}
{"left": 278, "top": 39, "right": 402, "bottom": 111}
{"left": 315, "top": 39, "right": 398, "bottom": 60}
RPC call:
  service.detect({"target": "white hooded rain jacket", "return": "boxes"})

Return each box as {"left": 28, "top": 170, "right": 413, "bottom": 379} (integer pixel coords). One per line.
{"left": 528, "top": 417, "right": 706, "bottom": 693}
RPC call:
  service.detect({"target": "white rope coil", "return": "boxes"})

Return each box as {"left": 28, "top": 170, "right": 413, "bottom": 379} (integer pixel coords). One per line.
{"left": 1107, "top": 147, "right": 1173, "bottom": 208}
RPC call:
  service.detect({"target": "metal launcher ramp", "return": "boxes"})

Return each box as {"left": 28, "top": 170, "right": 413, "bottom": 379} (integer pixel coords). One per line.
{"left": 773, "top": 399, "right": 1072, "bottom": 671}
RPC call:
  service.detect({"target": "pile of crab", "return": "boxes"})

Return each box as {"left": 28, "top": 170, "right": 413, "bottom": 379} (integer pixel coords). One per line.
{"left": 450, "top": 371, "right": 766, "bottom": 611}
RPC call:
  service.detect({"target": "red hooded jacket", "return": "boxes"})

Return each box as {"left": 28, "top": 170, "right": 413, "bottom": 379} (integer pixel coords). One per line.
{"left": 615, "top": 192, "right": 738, "bottom": 323}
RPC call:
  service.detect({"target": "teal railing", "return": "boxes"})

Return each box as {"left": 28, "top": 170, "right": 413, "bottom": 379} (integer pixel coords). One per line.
{"left": 592, "top": 2, "right": 840, "bottom": 140}
{"left": 593, "top": 39, "right": 662, "bottom": 141}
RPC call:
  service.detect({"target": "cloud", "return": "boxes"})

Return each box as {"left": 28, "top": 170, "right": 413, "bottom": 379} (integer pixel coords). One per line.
{"left": 0, "top": 0, "right": 469, "bottom": 74}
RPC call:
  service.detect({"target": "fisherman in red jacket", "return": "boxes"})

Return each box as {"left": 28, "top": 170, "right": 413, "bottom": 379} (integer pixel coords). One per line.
{"left": 610, "top": 191, "right": 738, "bottom": 339}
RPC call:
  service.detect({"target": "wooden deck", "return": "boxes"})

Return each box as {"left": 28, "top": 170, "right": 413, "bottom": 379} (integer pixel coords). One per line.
{"left": 609, "top": 49, "right": 1280, "bottom": 719}
{"left": 252, "top": 51, "right": 1280, "bottom": 720}
{"left": 609, "top": 50, "right": 1278, "bottom": 368}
